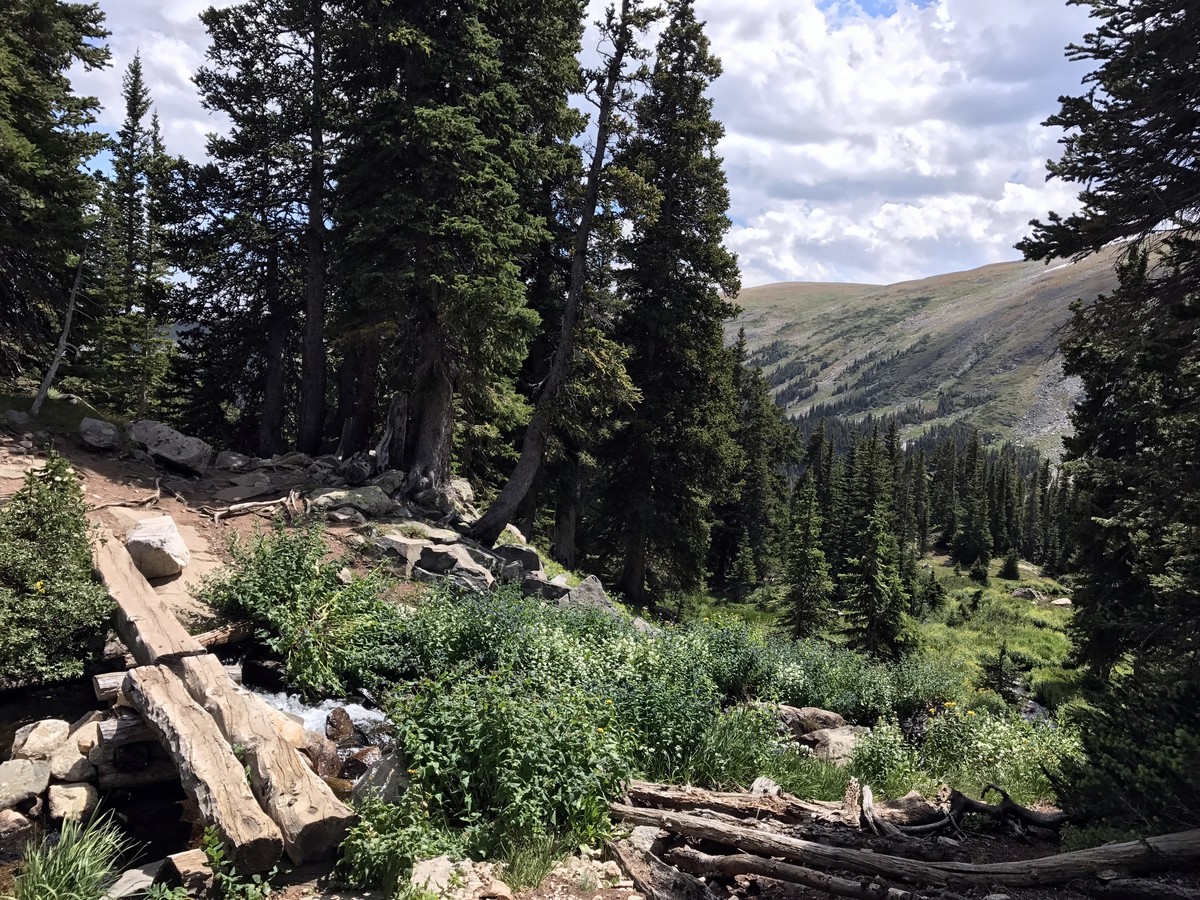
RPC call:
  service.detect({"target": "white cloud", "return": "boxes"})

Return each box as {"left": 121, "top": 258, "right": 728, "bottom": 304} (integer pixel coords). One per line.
{"left": 72, "top": 0, "right": 1092, "bottom": 285}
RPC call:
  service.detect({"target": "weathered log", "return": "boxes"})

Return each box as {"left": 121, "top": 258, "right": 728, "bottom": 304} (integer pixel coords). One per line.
{"left": 99, "top": 714, "right": 155, "bottom": 746}
{"left": 97, "top": 758, "right": 179, "bottom": 790}
{"left": 93, "top": 671, "right": 131, "bottom": 704}
{"left": 611, "top": 803, "right": 1200, "bottom": 888}
{"left": 607, "top": 840, "right": 723, "bottom": 900}
{"left": 105, "top": 620, "right": 258, "bottom": 669}
{"left": 860, "top": 786, "right": 908, "bottom": 840}
{"left": 93, "top": 530, "right": 205, "bottom": 666}
{"left": 153, "top": 848, "right": 212, "bottom": 895}
{"left": 667, "top": 847, "right": 914, "bottom": 900}
{"left": 179, "top": 654, "right": 355, "bottom": 864}
{"left": 124, "top": 665, "right": 283, "bottom": 873}
{"left": 949, "top": 784, "right": 1072, "bottom": 830}
{"left": 626, "top": 780, "right": 842, "bottom": 824}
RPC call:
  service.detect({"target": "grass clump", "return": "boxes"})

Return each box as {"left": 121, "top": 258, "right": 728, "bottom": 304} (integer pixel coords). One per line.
{"left": 3, "top": 814, "right": 132, "bottom": 900}
{"left": 0, "top": 451, "right": 111, "bottom": 683}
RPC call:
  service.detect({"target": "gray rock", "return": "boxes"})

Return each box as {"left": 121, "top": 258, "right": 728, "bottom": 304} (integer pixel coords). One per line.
{"left": 375, "top": 534, "right": 432, "bottom": 576}
{"left": 214, "top": 450, "right": 251, "bottom": 470}
{"left": 11, "top": 719, "right": 70, "bottom": 761}
{"left": 309, "top": 485, "right": 395, "bottom": 518}
{"left": 412, "top": 856, "right": 458, "bottom": 895}
{"left": 494, "top": 543, "right": 543, "bottom": 574}
{"left": 352, "top": 753, "right": 411, "bottom": 806}
{"left": 0, "top": 759, "right": 50, "bottom": 810}
{"left": 47, "top": 783, "right": 98, "bottom": 820}
{"left": 560, "top": 575, "right": 615, "bottom": 613}
{"left": 79, "top": 417, "right": 120, "bottom": 450}
{"left": 341, "top": 453, "right": 372, "bottom": 486}
{"left": 370, "top": 469, "right": 407, "bottom": 497}
{"left": 103, "top": 861, "right": 165, "bottom": 899}
{"left": 413, "top": 487, "right": 453, "bottom": 513}
{"left": 1011, "top": 587, "right": 1046, "bottom": 601}
{"left": 125, "top": 516, "right": 190, "bottom": 578}
{"left": 49, "top": 740, "right": 96, "bottom": 783}
{"left": 418, "top": 544, "right": 494, "bottom": 588}
{"left": 627, "top": 825, "right": 670, "bottom": 856}
{"left": 327, "top": 507, "right": 367, "bottom": 526}
{"left": 521, "top": 574, "right": 570, "bottom": 601}
{"left": 778, "top": 705, "right": 846, "bottom": 739}
{"left": 1050, "top": 597, "right": 1073, "bottom": 607}
{"left": 326, "top": 707, "right": 356, "bottom": 746}
{"left": 450, "top": 477, "right": 475, "bottom": 506}
{"left": 3, "top": 410, "right": 30, "bottom": 427}
{"left": 0, "top": 809, "right": 33, "bottom": 854}
{"left": 272, "top": 450, "right": 312, "bottom": 468}
{"left": 797, "top": 725, "right": 870, "bottom": 766}
{"left": 127, "top": 420, "right": 212, "bottom": 474}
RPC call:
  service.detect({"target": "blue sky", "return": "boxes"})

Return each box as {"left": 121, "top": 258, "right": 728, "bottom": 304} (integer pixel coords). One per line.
{"left": 71, "top": 0, "right": 1093, "bottom": 287}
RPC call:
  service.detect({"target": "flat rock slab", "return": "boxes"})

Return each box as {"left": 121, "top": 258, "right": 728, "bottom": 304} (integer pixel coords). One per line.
{"left": 0, "top": 759, "right": 50, "bottom": 810}
{"left": 128, "top": 420, "right": 212, "bottom": 475}
{"left": 126, "top": 516, "right": 190, "bottom": 579}
{"left": 104, "top": 860, "right": 165, "bottom": 899}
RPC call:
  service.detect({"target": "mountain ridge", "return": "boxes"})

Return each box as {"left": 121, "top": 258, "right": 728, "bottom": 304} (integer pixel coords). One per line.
{"left": 728, "top": 249, "right": 1123, "bottom": 452}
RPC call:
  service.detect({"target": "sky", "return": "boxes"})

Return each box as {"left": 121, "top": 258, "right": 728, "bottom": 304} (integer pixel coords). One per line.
{"left": 70, "top": 0, "right": 1094, "bottom": 287}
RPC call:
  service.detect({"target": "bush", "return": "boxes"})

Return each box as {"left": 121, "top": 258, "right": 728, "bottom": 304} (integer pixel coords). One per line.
{"left": 338, "top": 793, "right": 466, "bottom": 895}
{"left": 0, "top": 451, "right": 111, "bottom": 683}
{"left": 998, "top": 550, "right": 1020, "bottom": 580}
{"left": 850, "top": 720, "right": 927, "bottom": 798}
{"left": 4, "top": 813, "right": 133, "bottom": 900}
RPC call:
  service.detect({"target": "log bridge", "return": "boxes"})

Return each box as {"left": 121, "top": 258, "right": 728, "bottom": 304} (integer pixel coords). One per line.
{"left": 91, "top": 527, "right": 355, "bottom": 873}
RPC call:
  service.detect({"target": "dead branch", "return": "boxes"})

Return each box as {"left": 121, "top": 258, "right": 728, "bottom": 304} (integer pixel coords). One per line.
{"left": 949, "top": 784, "right": 1072, "bottom": 830}
{"left": 200, "top": 491, "right": 299, "bottom": 524}
{"left": 667, "top": 847, "right": 914, "bottom": 900}
{"left": 607, "top": 840, "right": 723, "bottom": 900}
{"left": 860, "top": 786, "right": 909, "bottom": 840}
{"left": 610, "top": 803, "right": 1200, "bottom": 888}
{"left": 91, "top": 478, "right": 162, "bottom": 511}
{"left": 625, "top": 780, "right": 843, "bottom": 825}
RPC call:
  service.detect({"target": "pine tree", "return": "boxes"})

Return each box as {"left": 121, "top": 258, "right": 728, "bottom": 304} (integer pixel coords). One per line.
{"left": 953, "top": 431, "right": 991, "bottom": 567}
{"left": 840, "top": 512, "right": 911, "bottom": 660}
{"left": 0, "top": 0, "right": 108, "bottom": 377}
{"left": 604, "top": 0, "right": 740, "bottom": 603}
{"left": 784, "top": 477, "right": 833, "bottom": 638}
{"left": 1019, "top": 0, "right": 1200, "bottom": 826}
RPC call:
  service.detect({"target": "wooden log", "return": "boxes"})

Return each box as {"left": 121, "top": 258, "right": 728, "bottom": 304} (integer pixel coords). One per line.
{"left": 667, "top": 847, "right": 914, "bottom": 900}
{"left": 179, "top": 654, "right": 355, "bottom": 864}
{"left": 94, "top": 671, "right": 130, "bottom": 703}
{"left": 153, "top": 848, "right": 212, "bottom": 895}
{"left": 949, "top": 784, "right": 1071, "bottom": 829}
{"left": 626, "top": 780, "right": 842, "bottom": 824}
{"left": 124, "top": 665, "right": 283, "bottom": 873}
{"left": 97, "top": 758, "right": 179, "bottom": 790}
{"left": 607, "top": 840, "right": 724, "bottom": 900}
{"left": 106, "top": 620, "right": 258, "bottom": 669}
{"left": 99, "top": 714, "right": 156, "bottom": 746}
{"left": 610, "top": 804, "right": 1200, "bottom": 888}
{"left": 93, "top": 530, "right": 205, "bottom": 665}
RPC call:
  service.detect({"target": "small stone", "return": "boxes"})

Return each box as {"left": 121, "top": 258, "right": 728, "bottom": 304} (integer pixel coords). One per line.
{"left": 0, "top": 809, "right": 33, "bottom": 853}
{"left": 214, "top": 450, "right": 252, "bottom": 470}
{"left": 480, "top": 880, "right": 513, "bottom": 900}
{"left": 0, "top": 758, "right": 50, "bottom": 810}
{"left": 125, "top": 516, "right": 190, "bottom": 578}
{"left": 340, "top": 746, "right": 382, "bottom": 780}
{"left": 325, "top": 707, "right": 356, "bottom": 746}
{"left": 11, "top": 719, "right": 70, "bottom": 761}
{"left": 48, "top": 783, "right": 98, "bottom": 820}
{"left": 69, "top": 711, "right": 104, "bottom": 755}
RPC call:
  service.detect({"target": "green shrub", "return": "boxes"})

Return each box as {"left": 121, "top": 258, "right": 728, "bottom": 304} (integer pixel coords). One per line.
{"left": 0, "top": 451, "right": 111, "bottom": 683}
{"left": 850, "top": 721, "right": 928, "bottom": 798}
{"left": 4, "top": 813, "right": 133, "bottom": 900}
{"left": 338, "top": 793, "right": 466, "bottom": 894}
{"left": 998, "top": 550, "right": 1020, "bottom": 580}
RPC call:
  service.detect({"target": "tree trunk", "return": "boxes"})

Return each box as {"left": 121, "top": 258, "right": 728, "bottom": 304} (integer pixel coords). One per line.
{"left": 617, "top": 496, "right": 651, "bottom": 605}
{"left": 258, "top": 247, "right": 288, "bottom": 456}
{"left": 402, "top": 324, "right": 454, "bottom": 492}
{"left": 31, "top": 254, "right": 84, "bottom": 417}
{"left": 332, "top": 331, "right": 381, "bottom": 457}
{"left": 552, "top": 444, "right": 581, "bottom": 568}
{"left": 469, "top": 0, "right": 638, "bottom": 546}
{"left": 296, "top": 0, "right": 327, "bottom": 455}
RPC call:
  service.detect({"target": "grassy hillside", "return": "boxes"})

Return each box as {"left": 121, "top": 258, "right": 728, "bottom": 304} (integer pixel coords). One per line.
{"left": 729, "top": 250, "right": 1122, "bottom": 451}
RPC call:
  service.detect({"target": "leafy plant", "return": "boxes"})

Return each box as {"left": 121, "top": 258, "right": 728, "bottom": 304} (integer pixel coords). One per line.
{"left": 337, "top": 793, "right": 465, "bottom": 894}
{"left": 202, "top": 827, "right": 276, "bottom": 900}
{"left": 0, "top": 451, "right": 112, "bottom": 683}
{"left": 4, "top": 813, "right": 133, "bottom": 900}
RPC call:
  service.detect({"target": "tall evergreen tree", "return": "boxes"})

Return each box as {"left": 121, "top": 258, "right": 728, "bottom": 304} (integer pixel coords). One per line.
{"left": 783, "top": 477, "right": 833, "bottom": 638}
{"left": 841, "top": 512, "right": 911, "bottom": 660}
{"left": 0, "top": 0, "right": 108, "bottom": 377}
{"left": 1020, "top": 0, "right": 1200, "bottom": 826}
{"left": 603, "top": 0, "right": 740, "bottom": 603}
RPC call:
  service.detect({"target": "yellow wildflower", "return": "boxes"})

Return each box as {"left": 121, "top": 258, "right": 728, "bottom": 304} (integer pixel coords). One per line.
{"left": 34, "top": 581, "right": 44, "bottom": 592}
{"left": 966, "top": 710, "right": 976, "bottom": 716}
{"left": 944, "top": 701, "right": 957, "bottom": 708}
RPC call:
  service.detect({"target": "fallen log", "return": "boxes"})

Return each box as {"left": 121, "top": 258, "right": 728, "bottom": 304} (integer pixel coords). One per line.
{"left": 93, "top": 530, "right": 205, "bottom": 666}
{"left": 104, "top": 620, "right": 258, "bottom": 669}
{"left": 667, "top": 847, "right": 914, "bottom": 900}
{"left": 860, "top": 786, "right": 909, "bottom": 840}
{"left": 124, "top": 665, "right": 283, "bottom": 874}
{"left": 179, "top": 654, "right": 355, "bottom": 864}
{"left": 153, "top": 848, "right": 212, "bottom": 895}
{"left": 611, "top": 803, "right": 1200, "bottom": 888}
{"left": 949, "top": 784, "right": 1071, "bottom": 830}
{"left": 626, "top": 780, "right": 842, "bottom": 824}
{"left": 93, "top": 671, "right": 131, "bottom": 704}
{"left": 607, "top": 840, "right": 723, "bottom": 900}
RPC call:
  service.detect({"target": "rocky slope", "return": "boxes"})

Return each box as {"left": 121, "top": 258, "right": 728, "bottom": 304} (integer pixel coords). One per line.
{"left": 728, "top": 249, "right": 1123, "bottom": 452}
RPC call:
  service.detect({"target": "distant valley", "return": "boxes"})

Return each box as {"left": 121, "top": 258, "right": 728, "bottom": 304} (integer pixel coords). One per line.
{"left": 729, "top": 249, "right": 1123, "bottom": 453}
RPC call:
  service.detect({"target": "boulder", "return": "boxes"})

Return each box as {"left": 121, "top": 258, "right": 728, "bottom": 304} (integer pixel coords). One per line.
{"left": 47, "top": 783, "right": 98, "bottom": 821}
{"left": 778, "top": 705, "right": 846, "bottom": 739}
{"left": 272, "top": 451, "right": 311, "bottom": 468}
{"left": 79, "top": 417, "right": 120, "bottom": 450}
{"left": 559, "top": 575, "right": 615, "bottom": 614}
{"left": 69, "top": 711, "right": 103, "bottom": 756}
{"left": 370, "top": 470, "right": 407, "bottom": 497}
{"left": 127, "top": 420, "right": 212, "bottom": 474}
{"left": 412, "top": 856, "right": 458, "bottom": 895}
{"left": 413, "top": 487, "right": 453, "bottom": 513}
{"left": 49, "top": 740, "right": 96, "bottom": 783}
{"left": 214, "top": 450, "right": 251, "bottom": 470}
{"left": 302, "top": 731, "right": 342, "bottom": 780}
{"left": 450, "top": 477, "right": 475, "bottom": 506}
{"left": 3, "top": 410, "right": 30, "bottom": 427}
{"left": 1011, "top": 587, "right": 1046, "bottom": 602}
{"left": 341, "top": 453, "right": 372, "bottom": 486}
{"left": 418, "top": 544, "right": 494, "bottom": 588}
{"left": 340, "top": 746, "right": 382, "bottom": 780}
{"left": 326, "top": 507, "right": 366, "bottom": 527}
{"left": 11, "top": 719, "right": 70, "bottom": 761}
{"left": 503, "top": 523, "right": 527, "bottom": 543}
{"left": 0, "top": 759, "right": 50, "bottom": 810}
{"left": 521, "top": 574, "right": 571, "bottom": 601}
{"left": 374, "top": 534, "right": 431, "bottom": 576}
{"left": 796, "top": 725, "right": 870, "bottom": 766}
{"left": 325, "top": 707, "right": 356, "bottom": 746}
{"left": 351, "top": 753, "right": 410, "bottom": 806}
{"left": 0, "top": 809, "right": 33, "bottom": 854}
{"left": 125, "top": 516, "right": 190, "bottom": 578}
{"left": 494, "top": 543, "right": 543, "bottom": 574}
{"left": 1051, "top": 597, "right": 1073, "bottom": 607}
{"left": 309, "top": 485, "right": 395, "bottom": 518}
